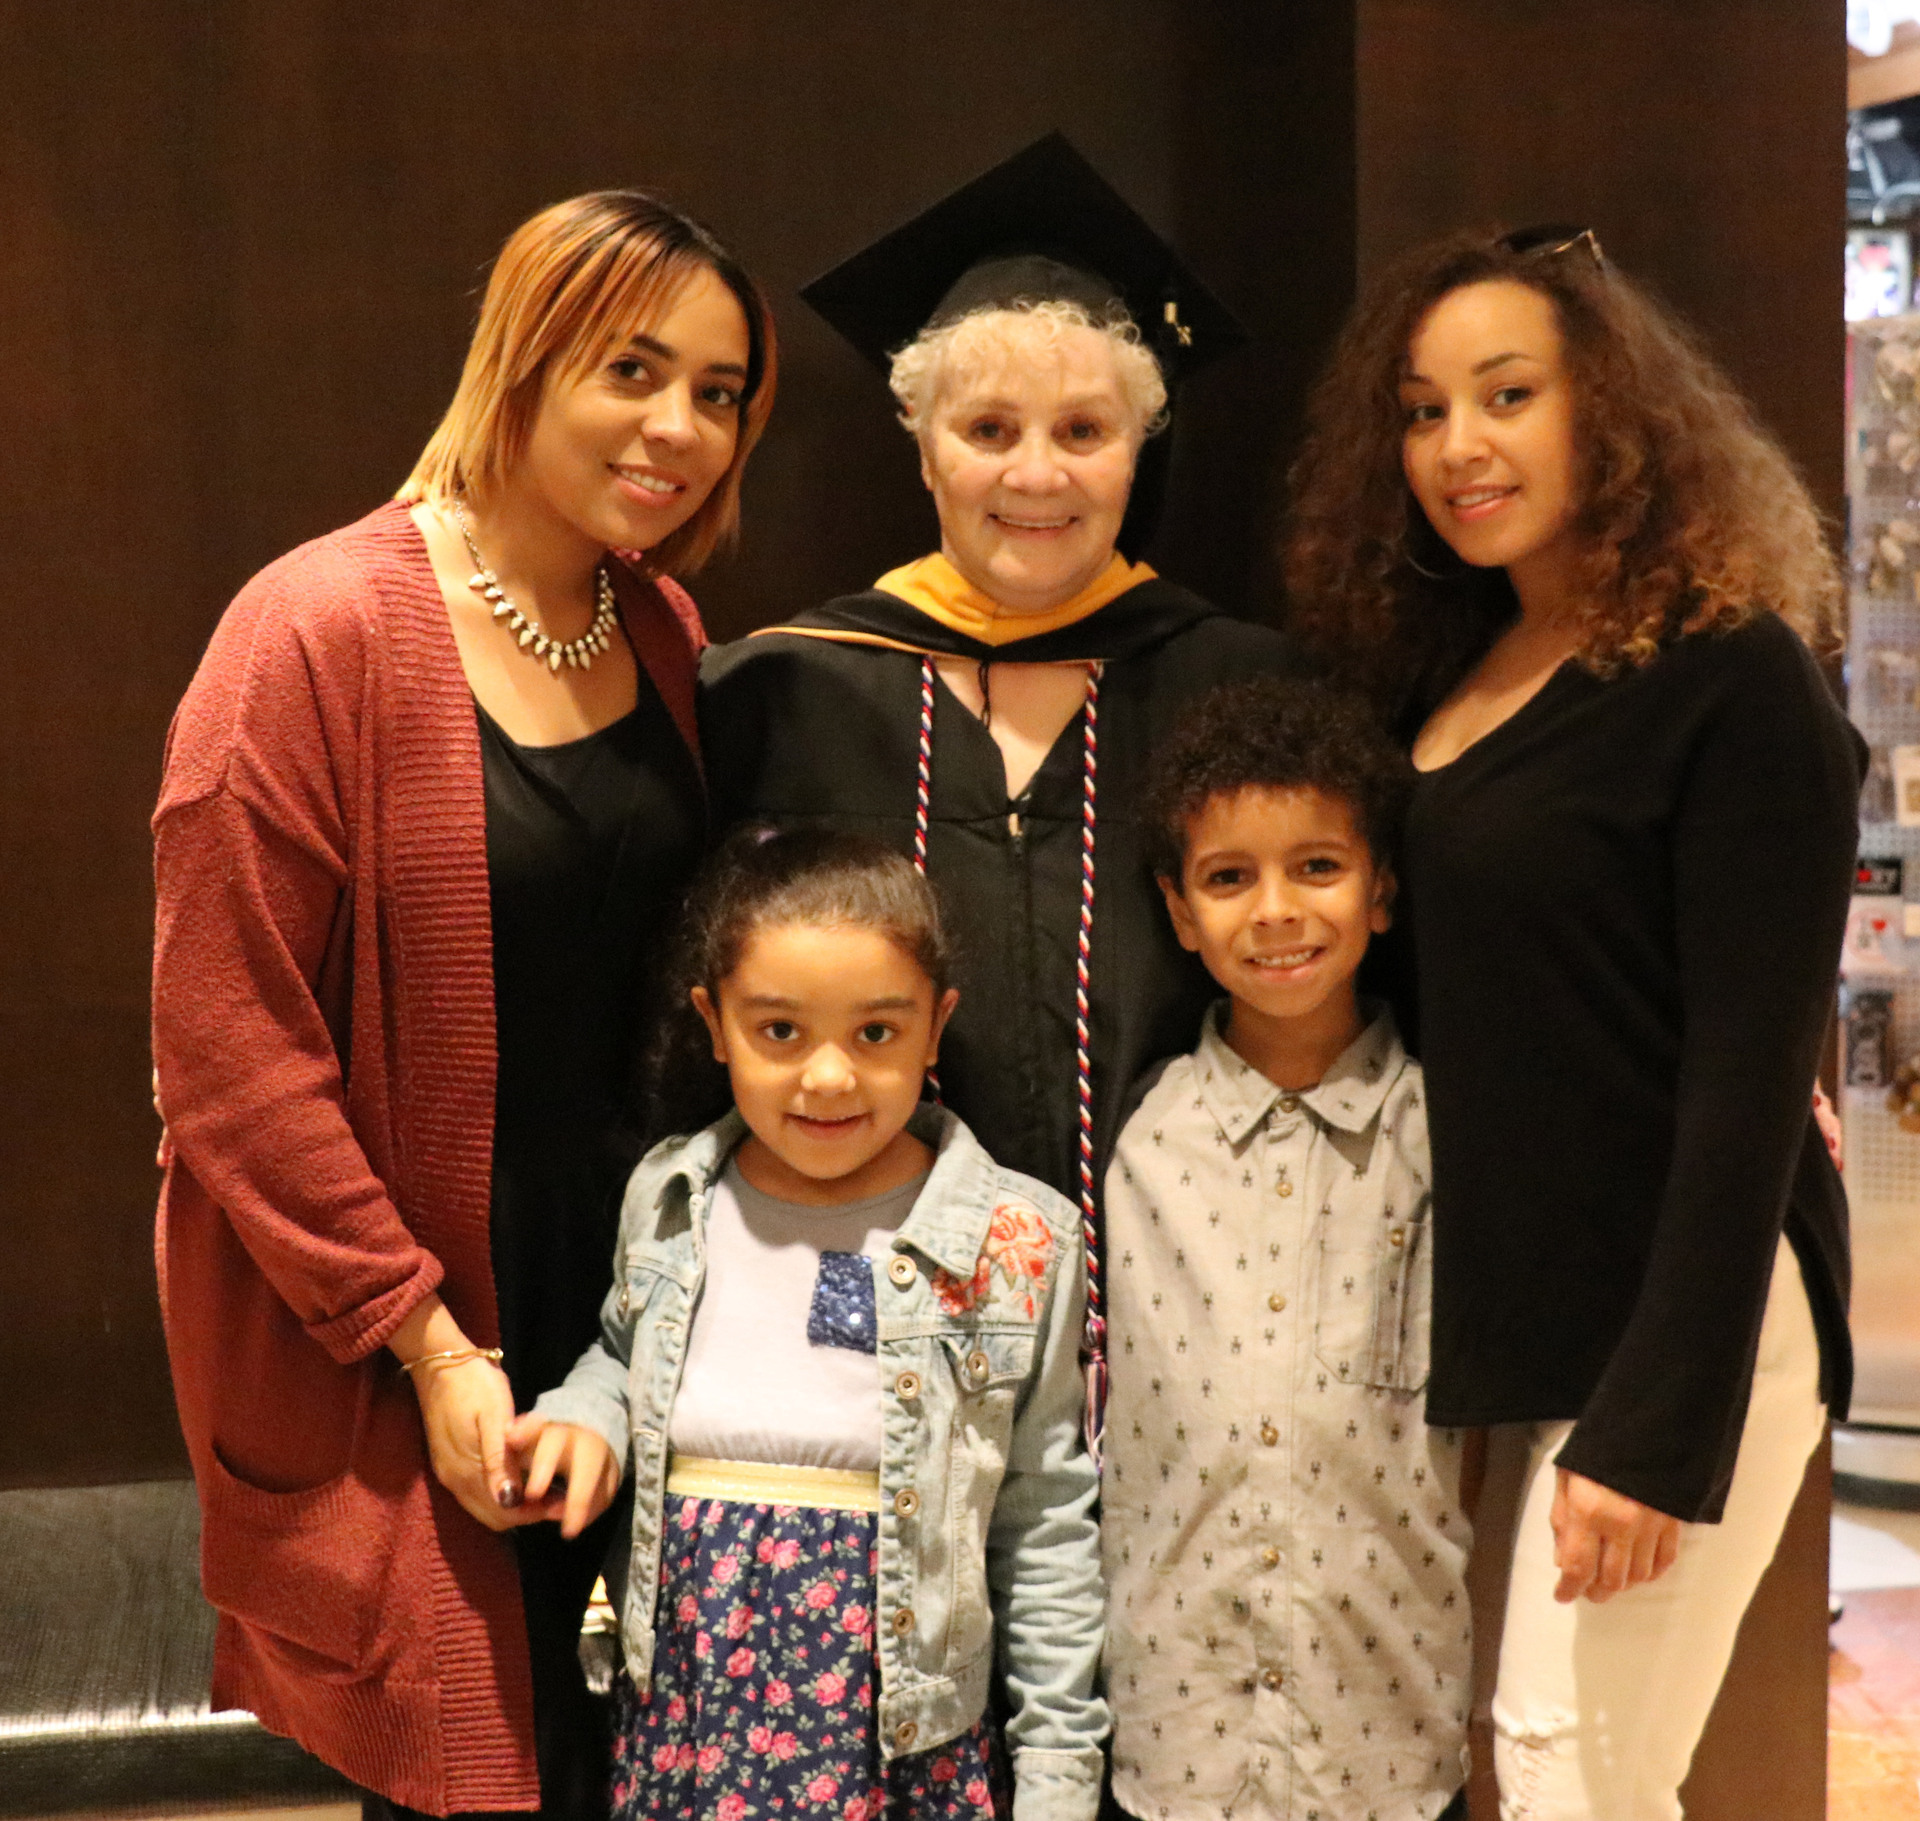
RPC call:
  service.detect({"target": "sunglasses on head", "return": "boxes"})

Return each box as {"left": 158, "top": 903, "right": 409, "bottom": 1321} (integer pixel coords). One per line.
{"left": 1495, "top": 223, "right": 1606, "bottom": 270}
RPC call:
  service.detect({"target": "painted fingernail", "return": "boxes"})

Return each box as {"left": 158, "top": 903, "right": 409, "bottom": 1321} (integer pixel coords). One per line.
{"left": 496, "top": 1484, "right": 523, "bottom": 1509}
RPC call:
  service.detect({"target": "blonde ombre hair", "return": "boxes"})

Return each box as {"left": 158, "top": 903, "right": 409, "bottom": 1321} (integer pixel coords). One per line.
{"left": 399, "top": 191, "right": 777, "bottom": 576}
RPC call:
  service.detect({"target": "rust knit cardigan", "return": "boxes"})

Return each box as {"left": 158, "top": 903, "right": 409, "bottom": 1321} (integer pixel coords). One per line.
{"left": 151, "top": 501, "right": 704, "bottom": 1813}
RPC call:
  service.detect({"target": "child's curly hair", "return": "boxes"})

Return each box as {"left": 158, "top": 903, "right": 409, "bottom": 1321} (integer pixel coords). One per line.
{"left": 1283, "top": 229, "right": 1841, "bottom": 725}
{"left": 1142, "top": 677, "right": 1413, "bottom": 882}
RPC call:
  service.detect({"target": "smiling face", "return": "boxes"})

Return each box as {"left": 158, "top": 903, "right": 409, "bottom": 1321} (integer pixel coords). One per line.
{"left": 693, "top": 922, "right": 959, "bottom": 1205}
{"left": 1162, "top": 785, "right": 1392, "bottom": 1084}
{"left": 1399, "top": 278, "right": 1585, "bottom": 597}
{"left": 918, "top": 320, "right": 1143, "bottom": 612}
{"left": 517, "top": 264, "right": 752, "bottom": 558}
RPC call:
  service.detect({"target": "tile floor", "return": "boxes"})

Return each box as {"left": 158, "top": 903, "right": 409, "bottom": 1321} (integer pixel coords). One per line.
{"left": 1833, "top": 1490, "right": 1920, "bottom": 1819}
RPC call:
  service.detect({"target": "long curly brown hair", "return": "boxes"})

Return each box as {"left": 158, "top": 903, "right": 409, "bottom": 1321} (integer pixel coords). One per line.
{"left": 1284, "top": 229, "right": 1841, "bottom": 725}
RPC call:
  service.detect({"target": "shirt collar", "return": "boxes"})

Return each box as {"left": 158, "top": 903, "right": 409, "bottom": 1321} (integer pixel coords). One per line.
{"left": 1190, "top": 1000, "right": 1406, "bottom": 1145}
{"left": 653, "top": 1104, "right": 1000, "bottom": 1280}
{"left": 892, "top": 1104, "right": 1012, "bottom": 1277}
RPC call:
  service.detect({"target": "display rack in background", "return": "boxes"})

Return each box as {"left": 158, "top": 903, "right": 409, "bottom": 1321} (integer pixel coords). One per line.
{"left": 1839, "top": 315, "right": 1920, "bottom": 1484}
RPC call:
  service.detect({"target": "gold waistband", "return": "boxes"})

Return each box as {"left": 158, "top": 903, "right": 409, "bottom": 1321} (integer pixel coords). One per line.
{"left": 664, "top": 1454, "right": 882, "bottom": 1513}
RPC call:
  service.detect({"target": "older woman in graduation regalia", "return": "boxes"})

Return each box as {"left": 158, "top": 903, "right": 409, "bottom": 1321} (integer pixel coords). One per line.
{"left": 701, "top": 139, "right": 1297, "bottom": 1349}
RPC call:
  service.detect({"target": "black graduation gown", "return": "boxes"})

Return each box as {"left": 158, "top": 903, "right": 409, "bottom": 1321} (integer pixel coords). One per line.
{"left": 699, "top": 575, "right": 1300, "bottom": 1202}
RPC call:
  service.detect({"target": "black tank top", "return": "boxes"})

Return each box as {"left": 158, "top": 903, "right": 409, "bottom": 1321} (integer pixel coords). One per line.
{"left": 477, "top": 682, "right": 702, "bottom": 1407}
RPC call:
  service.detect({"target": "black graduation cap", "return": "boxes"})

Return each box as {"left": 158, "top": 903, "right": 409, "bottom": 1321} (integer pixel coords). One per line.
{"left": 800, "top": 133, "right": 1248, "bottom": 556}
{"left": 800, "top": 132, "right": 1247, "bottom": 387}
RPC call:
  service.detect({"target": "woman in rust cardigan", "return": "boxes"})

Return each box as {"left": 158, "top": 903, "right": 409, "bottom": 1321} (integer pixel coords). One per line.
{"left": 150, "top": 193, "right": 775, "bottom": 1819}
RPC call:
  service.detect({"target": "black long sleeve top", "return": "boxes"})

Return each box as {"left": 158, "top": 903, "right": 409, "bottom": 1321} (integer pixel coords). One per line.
{"left": 1402, "top": 612, "right": 1861, "bottom": 1523}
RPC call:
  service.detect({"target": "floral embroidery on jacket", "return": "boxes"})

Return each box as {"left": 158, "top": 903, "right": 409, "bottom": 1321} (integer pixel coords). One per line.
{"left": 931, "top": 1202, "right": 1054, "bottom": 1320}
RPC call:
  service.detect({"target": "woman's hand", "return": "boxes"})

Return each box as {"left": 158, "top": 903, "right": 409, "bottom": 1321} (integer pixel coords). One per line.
{"left": 1550, "top": 1467, "right": 1682, "bottom": 1603}
{"left": 507, "top": 1413, "right": 619, "bottom": 1540}
{"left": 1812, "top": 1082, "right": 1843, "bottom": 1170}
{"left": 390, "top": 1295, "right": 536, "bottom": 1531}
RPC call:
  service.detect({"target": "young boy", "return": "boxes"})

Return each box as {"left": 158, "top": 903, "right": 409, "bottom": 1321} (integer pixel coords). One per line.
{"left": 1101, "top": 677, "right": 1470, "bottom": 1821}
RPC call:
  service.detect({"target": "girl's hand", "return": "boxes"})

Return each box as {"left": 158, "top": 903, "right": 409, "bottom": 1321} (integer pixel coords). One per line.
{"left": 1550, "top": 1467, "right": 1681, "bottom": 1603}
{"left": 508, "top": 1412, "right": 619, "bottom": 1539}
{"left": 390, "top": 1295, "right": 533, "bottom": 1530}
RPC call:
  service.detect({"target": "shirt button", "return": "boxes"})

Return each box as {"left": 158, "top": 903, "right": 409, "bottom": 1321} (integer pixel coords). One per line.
{"left": 1276, "top": 1180, "right": 1294, "bottom": 1198}
{"left": 1260, "top": 1421, "right": 1279, "bottom": 1447}
{"left": 894, "top": 1371, "right": 923, "bottom": 1401}
{"left": 894, "top": 1487, "right": 920, "bottom": 1517}
{"left": 1261, "top": 1547, "right": 1280, "bottom": 1569}
{"left": 1261, "top": 1668, "right": 1283, "bottom": 1692}
{"left": 894, "top": 1720, "right": 919, "bottom": 1750}
{"left": 966, "top": 1349, "right": 991, "bottom": 1386}
{"left": 891, "top": 1607, "right": 915, "bottom": 1636}
{"left": 1268, "top": 1292, "right": 1287, "bottom": 1313}
{"left": 888, "top": 1255, "right": 918, "bottom": 1288}
{"left": 1388, "top": 1227, "right": 1406, "bottom": 1248}
{"left": 1278, "top": 1096, "right": 1300, "bottom": 1114}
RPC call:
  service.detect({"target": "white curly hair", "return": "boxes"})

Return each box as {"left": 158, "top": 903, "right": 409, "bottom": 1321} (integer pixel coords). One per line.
{"left": 888, "top": 297, "right": 1169, "bottom": 442}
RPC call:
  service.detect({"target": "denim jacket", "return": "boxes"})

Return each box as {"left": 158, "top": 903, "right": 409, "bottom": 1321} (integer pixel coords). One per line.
{"left": 534, "top": 1106, "right": 1108, "bottom": 1821}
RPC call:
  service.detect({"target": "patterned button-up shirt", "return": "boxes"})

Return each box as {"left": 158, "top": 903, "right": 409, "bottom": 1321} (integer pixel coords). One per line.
{"left": 1101, "top": 1005, "right": 1470, "bottom": 1821}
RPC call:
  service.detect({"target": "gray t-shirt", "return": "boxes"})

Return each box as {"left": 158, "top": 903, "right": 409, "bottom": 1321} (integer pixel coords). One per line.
{"left": 667, "top": 1158, "right": 927, "bottom": 1471}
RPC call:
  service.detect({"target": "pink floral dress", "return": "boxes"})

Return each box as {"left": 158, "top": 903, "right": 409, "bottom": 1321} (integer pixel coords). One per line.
{"left": 610, "top": 1495, "right": 1005, "bottom": 1821}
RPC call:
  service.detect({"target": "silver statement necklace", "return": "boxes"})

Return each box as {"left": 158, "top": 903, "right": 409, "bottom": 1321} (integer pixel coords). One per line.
{"left": 454, "top": 502, "right": 619, "bottom": 674}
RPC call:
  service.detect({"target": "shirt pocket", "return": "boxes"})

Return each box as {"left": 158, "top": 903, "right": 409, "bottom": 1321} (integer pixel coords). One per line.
{"left": 613, "top": 1237, "right": 696, "bottom": 1322}
{"left": 933, "top": 1328, "right": 1036, "bottom": 1524}
{"left": 937, "top": 1329, "right": 1036, "bottom": 1433}
{"left": 1312, "top": 1202, "right": 1430, "bottom": 1393}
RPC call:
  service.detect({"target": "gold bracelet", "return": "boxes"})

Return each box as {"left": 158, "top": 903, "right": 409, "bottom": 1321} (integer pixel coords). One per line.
{"left": 399, "top": 1345, "right": 505, "bottom": 1376}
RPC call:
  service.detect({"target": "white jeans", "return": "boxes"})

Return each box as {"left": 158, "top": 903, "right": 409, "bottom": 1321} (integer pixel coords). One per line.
{"left": 1491, "top": 1238, "right": 1825, "bottom": 1820}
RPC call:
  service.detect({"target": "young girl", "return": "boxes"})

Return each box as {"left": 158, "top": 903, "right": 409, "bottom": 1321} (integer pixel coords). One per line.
{"left": 509, "top": 827, "right": 1107, "bottom": 1821}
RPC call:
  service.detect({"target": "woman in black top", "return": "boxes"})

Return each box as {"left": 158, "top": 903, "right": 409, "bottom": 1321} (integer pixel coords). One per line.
{"left": 387, "top": 194, "right": 772, "bottom": 1819}
{"left": 1286, "top": 228, "right": 1858, "bottom": 1818}
{"left": 471, "top": 698, "right": 702, "bottom": 1819}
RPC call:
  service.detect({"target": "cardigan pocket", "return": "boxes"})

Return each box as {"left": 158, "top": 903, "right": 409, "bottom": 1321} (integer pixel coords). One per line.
{"left": 198, "top": 1445, "right": 392, "bottom": 1671}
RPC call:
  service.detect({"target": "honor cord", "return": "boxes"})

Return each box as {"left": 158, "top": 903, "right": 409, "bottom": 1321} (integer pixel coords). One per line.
{"left": 910, "top": 655, "right": 1107, "bottom": 1464}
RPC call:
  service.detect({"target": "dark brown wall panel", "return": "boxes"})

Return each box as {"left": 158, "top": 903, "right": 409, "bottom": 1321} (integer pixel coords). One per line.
{"left": 1357, "top": 0, "right": 1846, "bottom": 524}
{"left": 0, "top": 2, "right": 1350, "bottom": 1488}
{"left": 0, "top": 4, "right": 222, "bottom": 1486}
